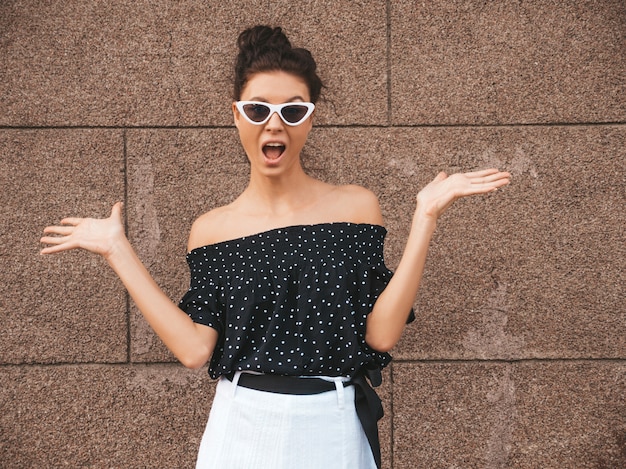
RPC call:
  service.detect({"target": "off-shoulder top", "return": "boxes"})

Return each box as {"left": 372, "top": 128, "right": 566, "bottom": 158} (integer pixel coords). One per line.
{"left": 178, "top": 223, "right": 414, "bottom": 379}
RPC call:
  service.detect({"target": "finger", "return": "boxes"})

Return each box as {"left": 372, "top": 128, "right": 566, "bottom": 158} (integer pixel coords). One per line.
{"left": 433, "top": 171, "right": 448, "bottom": 182}
{"left": 59, "top": 217, "right": 83, "bottom": 226}
{"left": 40, "top": 235, "right": 78, "bottom": 254}
{"left": 491, "top": 175, "right": 511, "bottom": 187}
{"left": 42, "top": 225, "right": 74, "bottom": 236}
{"left": 40, "top": 244, "right": 60, "bottom": 254}
{"left": 467, "top": 180, "right": 510, "bottom": 195}
{"left": 110, "top": 201, "right": 123, "bottom": 220}
{"left": 40, "top": 234, "right": 71, "bottom": 245}
{"left": 469, "top": 171, "right": 511, "bottom": 185}
{"left": 40, "top": 242, "right": 74, "bottom": 255}
{"left": 453, "top": 176, "right": 509, "bottom": 196}
{"left": 463, "top": 168, "right": 501, "bottom": 178}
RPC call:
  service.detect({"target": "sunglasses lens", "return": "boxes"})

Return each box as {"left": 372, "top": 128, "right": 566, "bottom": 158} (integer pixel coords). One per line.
{"left": 281, "top": 105, "right": 309, "bottom": 124}
{"left": 242, "top": 103, "right": 271, "bottom": 122}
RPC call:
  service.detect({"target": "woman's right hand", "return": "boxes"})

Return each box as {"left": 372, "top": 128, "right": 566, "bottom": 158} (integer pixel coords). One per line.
{"left": 40, "top": 202, "right": 125, "bottom": 258}
{"left": 40, "top": 201, "right": 217, "bottom": 368}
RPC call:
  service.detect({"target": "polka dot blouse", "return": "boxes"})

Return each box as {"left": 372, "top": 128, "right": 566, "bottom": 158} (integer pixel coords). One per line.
{"left": 178, "top": 223, "right": 414, "bottom": 379}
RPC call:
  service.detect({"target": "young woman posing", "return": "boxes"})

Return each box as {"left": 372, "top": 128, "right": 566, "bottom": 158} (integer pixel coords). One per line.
{"left": 41, "top": 25, "right": 510, "bottom": 469}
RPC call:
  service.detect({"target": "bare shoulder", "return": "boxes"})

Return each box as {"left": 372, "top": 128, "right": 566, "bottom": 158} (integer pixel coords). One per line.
{"left": 329, "top": 184, "right": 383, "bottom": 225}
{"left": 187, "top": 206, "right": 233, "bottom": 251}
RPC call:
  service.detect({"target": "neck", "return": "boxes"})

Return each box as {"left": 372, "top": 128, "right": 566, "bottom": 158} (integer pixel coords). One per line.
{"left": 243, "top": 167, "right": 319, "bottom": 217}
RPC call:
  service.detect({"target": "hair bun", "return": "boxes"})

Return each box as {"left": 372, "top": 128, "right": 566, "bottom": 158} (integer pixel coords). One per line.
{"left": 237, "top": 26, "right": 292, "bottom": 58}
{"left": 233, "top": 25, "right": 325, "bottom": 103}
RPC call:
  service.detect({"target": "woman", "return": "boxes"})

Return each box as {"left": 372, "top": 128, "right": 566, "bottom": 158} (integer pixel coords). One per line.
{"left": 41, "top": 25, "right": 510, "bottom": 469}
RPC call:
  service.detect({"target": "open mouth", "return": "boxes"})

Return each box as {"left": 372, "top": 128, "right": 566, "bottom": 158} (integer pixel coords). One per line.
{"left": 262, "top": 143, "right": 286, "bottom": 160}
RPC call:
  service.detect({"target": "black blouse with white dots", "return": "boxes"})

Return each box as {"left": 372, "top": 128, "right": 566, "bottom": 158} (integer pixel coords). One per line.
{"left": 179, "top": 223, "right": 414, "bottom": 380}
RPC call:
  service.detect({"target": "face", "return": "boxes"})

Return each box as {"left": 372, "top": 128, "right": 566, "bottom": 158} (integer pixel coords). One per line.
{"left": 233, "top": 71, "right": 314, "bottom": 175}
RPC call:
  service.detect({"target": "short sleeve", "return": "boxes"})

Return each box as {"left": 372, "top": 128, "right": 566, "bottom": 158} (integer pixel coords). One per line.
{"left": 370, "top": 262, "right": 416, "bottom": 324}
{"left": 178, "top": 250, "right": 224, "bottom": 336}
{"left": 359, "top": 227, "right": 415, "bottom": 325}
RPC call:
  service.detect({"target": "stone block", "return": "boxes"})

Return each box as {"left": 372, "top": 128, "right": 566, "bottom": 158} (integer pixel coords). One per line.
{"left": 391, "top": 1, "right": 626, "bottom": 124}
{"left": 379, "top": 367, "right": 393, "bottom": 469}
{"left": 392, "top": 361, "right": 625, "bottom": 468}
{"left": 126, "top": 128, "right": 249, "bottom": 361}
{"left": 0, "top": 129, "right": 127, "bottom": 364}
{"left": 0, "top": 364, "right": 213, "bottom": 467}
{"left": 511, "top": 361, "right": 626, "bottom": 467}
{"left": 0, "top": 1, "right": 264, "bottom": 126}
{"left": 381, "top": 125, "right": 625, "bottom": 360}
{"left": 0, "top": 0, "right": 388, "bottom": 127}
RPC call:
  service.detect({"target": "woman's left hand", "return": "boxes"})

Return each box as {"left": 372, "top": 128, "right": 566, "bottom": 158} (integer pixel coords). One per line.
{"left": 415, "top": 168, "right": 510, "bottom": 221}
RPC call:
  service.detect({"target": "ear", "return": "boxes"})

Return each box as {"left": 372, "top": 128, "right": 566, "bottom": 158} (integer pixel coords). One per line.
{"left": 232, "top": 102, "right": 241, "bottom": 129}
{"left": 304, "top": 109, "right": 314, "bottom": 132}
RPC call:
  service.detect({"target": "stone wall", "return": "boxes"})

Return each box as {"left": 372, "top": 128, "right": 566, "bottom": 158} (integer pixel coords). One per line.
{"left": 1, "top": 1, "right": 624, "bottom": 467}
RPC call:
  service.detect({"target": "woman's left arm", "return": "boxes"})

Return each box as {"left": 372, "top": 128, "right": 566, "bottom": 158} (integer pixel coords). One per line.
{"left": 365, "top": 168, "right": 510, "bottom": 352}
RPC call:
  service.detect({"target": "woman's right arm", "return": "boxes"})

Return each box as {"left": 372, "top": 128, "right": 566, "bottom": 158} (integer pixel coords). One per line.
{"left": 40, "top": 202, "right": 217, "bottom": 369}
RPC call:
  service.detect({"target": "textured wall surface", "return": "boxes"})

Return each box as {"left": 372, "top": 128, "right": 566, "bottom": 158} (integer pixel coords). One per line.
{"left": 1, "top": 1, "right": 624, "bottom": 468}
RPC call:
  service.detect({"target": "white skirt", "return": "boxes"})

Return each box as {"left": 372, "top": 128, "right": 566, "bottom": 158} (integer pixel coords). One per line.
{"left": 196, "top": 374, "right": 377, "bottom": 469}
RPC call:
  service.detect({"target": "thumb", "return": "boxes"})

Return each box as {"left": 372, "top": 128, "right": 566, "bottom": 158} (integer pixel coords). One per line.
{"left": 110, "top": 201, "right": 124, "bottom": 220}
{"left": 433, "top": 171, "right": 448, "bottom": 183}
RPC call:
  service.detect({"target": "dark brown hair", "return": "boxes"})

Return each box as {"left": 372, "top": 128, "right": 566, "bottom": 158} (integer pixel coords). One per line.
{"left": 233, "top": 25, "right": 324, "bottom": 103}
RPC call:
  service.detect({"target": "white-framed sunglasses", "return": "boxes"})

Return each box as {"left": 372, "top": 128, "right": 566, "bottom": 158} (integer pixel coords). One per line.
{"left": 236, "top": 101, "right": 315, "bottom": 126}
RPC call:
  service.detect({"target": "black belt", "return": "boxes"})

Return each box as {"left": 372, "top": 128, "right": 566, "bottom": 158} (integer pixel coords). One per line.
{"left": 226, "top": 371, "right": 352, "bottom": 394}
{"left": 225, "top": 369, "right": 384, "bottom": 469}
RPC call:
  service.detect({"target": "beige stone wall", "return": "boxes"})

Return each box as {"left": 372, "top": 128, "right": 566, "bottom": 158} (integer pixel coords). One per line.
{"left": 1, "top": 1, "right": 624, "bottom": 467}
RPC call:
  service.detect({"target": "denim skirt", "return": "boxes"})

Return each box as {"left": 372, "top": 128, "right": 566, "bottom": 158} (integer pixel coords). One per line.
{"left": 195, "top": 374, "right": 377, "bottom": 469}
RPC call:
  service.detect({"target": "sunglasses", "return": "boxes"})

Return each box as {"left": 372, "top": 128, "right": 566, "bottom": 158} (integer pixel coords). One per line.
{"left": 236, "top": 101, "right": 315, "bottom": 126}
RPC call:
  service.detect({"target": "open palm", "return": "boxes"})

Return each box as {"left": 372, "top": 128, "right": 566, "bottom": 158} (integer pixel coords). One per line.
{"left": 416, "top": 169, "right": 510, "bottom": 219}
{"left": 40, "top": 202, "right": 125, "bottom": 258}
